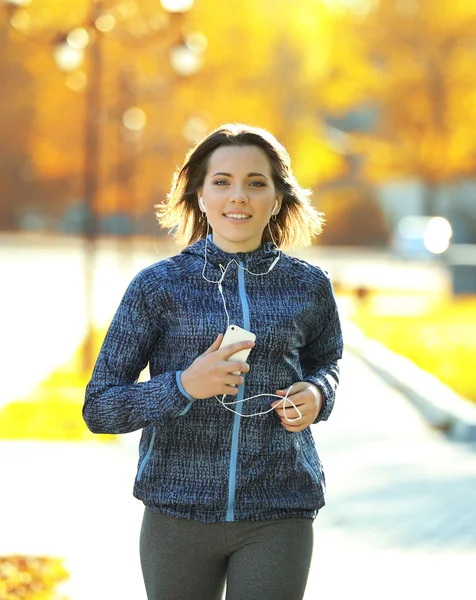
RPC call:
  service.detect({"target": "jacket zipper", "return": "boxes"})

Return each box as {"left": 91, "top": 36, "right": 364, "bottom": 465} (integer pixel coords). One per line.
{"left": 226, "top": 262, "right": 250, "bottom": 521}
{"left": 137, "top": 426, "right": 157, "bottom": 482}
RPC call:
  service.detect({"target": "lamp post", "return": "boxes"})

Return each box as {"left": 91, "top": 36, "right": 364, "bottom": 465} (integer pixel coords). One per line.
{"left": 48, "top": 2, "right": 105, "bottom": 373}
{"left": 2, "top": 0, "right": 203, "bottom": 374}
{"left": 81, "top": 3, "right": 102, "bottom": 375}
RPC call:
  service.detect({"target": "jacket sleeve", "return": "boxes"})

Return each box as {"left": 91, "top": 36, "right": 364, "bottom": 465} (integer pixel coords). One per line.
{"left": 300, "top": 274, "right": 343, "bottom": 424}
{"left": 83, "top": 272, "right": 193, "bottom": 435}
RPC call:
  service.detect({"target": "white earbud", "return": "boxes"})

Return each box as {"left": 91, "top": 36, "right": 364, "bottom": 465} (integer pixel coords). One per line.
{"left": 271, "top": 199, "right": 279, "bottom": 216}
{"left": 199, "top": 197, "right": 206, "bottom": 212}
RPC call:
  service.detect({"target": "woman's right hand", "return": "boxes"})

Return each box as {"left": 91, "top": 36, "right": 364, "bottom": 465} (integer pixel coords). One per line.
{"left": 180, "top": 334, "right": 254, "bottom": 399}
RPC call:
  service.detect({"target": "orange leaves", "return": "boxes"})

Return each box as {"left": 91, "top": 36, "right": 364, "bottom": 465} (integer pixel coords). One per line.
{"left": 329, "top": 0, "right": 476, "bottom": 184}
{"left": 0, "top": 555, "right": 69, "bottom": 599}
{"left": 4, "top": 0, "right": 476, "bottom": 222}
{"left": 286, "top": 117, "right": 348, "bottom": 187}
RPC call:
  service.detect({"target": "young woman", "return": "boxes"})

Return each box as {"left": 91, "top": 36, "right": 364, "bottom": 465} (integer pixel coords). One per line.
{"left": 83, "top": 123, "right": 343, "bottom": 600}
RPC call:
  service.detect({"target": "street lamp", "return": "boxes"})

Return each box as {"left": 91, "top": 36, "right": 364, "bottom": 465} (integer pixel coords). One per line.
{"left": 2, "top": 0, "right": 204, "bottom": 374}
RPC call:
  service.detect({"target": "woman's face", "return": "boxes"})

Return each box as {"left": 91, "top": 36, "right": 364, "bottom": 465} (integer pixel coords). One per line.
{"left": 199, "top": 145, "right": 282, "bottom": 253}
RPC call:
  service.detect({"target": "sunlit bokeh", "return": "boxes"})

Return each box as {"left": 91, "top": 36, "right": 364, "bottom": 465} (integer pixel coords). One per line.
{"left": 116, "top": 0, "right": 138, "bottom": 19}
{"left": 95, "top": 13, "right": 116, "bottom": 33}
{"left": 122, "top": 106, "right": 147, "bottom": 131}
{"left": 424, "top": 217, "right": 453, "bottom": 254}
{"left": 53, "top": 41, "right": 84, "bottom": 72}
{"left": 182, "top": 115, "right": 209, "bottom": 144}
{"left": 66, "top": 27, "right": 90, "bottom": 50}
{"left": 160, "top": 0, "right": 194, "bottom": 13}
{"left": 184, "top": 31, "right": 208, "bottom": 55}
{"left": 1, "top": 0, "right": 475, "bottom": 597}
{"left": 65, "top": 70, "right": 88, "bottom": 92}
{"left": 320, "top": 0, "right": 376, "bottom": 15}
{"left": 4, "top": 0, "right": 32, "bottom": 7}
{"left": 169, "top": 42, "right": 202, "bottom": 76}
{"left": 9, "top": 7, "right": 29, "bottom": 29}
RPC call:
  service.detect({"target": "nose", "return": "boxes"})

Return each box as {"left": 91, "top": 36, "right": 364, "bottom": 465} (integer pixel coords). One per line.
{"left": 230, "top": 185, "right": 248, "bottom": 204}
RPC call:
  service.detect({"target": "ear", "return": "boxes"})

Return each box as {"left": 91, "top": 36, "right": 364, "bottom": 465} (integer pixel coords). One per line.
{"left": 272, "top": 194, "right": 284, "bottom": 216}
{"left": 197, "top": 190, "right": 205, "bottom": 212}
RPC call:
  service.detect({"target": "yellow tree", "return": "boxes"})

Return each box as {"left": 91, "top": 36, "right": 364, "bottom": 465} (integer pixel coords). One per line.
{"left": 0, "top": 14, "right": 38, "bottom": 229}
{"left": 93, "top": 0, "right": 352, "bottom": 225}
{"left": 317, "top": 0, "right": 476, "bottom": 214}
{"left": 182, "top": 0, "right": 350, "bottom": 188}
{"left": 1, "top": 0, "right": 356, "bottom": 231}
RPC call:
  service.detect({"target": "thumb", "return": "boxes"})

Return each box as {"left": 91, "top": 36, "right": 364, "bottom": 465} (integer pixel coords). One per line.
{"left": 276, "top": 384, "right": 295, "bottom": 396}
{"left": 203, "top": 334, "right": 224, "bottom": 355}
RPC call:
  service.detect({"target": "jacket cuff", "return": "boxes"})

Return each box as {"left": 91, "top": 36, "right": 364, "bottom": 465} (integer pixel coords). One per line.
{"left": 175, "top": 371, "right": 195, "bottom": 416}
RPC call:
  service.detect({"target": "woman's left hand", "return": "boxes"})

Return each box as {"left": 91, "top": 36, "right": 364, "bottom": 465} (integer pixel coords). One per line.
{"left": 271, "top": 382, "right": 323, "bottom": 432}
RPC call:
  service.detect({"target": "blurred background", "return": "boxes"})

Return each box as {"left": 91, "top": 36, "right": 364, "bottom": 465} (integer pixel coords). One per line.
{"left": 1, "top": 0, "right": 475, "bottom": 598}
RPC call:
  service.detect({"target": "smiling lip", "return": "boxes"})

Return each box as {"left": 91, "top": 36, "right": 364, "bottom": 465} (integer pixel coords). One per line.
{"left": 223, "top": 212, "right": 252, "bottom": 221}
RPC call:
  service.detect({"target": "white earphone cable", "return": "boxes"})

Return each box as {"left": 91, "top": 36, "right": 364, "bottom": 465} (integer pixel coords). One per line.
{"left": 200, "top": 201, "right": 298, "bottom": 421}
{"left": 216, "top": 387, "right": 302, "bottom": 422}
{"left": 201, "top": 220, "right": 282, "bottom": 330}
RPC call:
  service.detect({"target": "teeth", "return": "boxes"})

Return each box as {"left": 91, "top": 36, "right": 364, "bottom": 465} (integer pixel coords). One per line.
{"left": 226, "top": 214, "right": 250, "bottom": 220}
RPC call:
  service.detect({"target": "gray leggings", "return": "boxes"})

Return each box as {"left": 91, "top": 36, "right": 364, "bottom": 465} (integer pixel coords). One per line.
{"left": 140, "top": 508, "right": 314, "bottom": 600}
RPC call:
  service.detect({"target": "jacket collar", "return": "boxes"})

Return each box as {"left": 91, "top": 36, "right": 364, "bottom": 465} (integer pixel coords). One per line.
{"left": 182, "top": 236, "right": 280, "bottom": 274}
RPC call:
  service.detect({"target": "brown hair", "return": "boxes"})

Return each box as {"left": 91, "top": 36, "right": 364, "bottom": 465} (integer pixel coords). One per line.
{"left": 156, "top": 123, "right": 324, "bottom": 249}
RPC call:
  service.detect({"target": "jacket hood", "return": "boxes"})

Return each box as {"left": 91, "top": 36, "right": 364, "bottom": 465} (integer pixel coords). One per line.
{"left": 181, "top": 236, "right": 281, "bottom": 277}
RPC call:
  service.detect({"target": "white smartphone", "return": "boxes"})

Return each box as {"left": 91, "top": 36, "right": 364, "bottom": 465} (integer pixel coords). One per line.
{"left": 219, "top": 324, "right": 256, "bottom": 375}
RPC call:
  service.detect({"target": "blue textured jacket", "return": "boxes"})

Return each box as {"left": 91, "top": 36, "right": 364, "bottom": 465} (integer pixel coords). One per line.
{"left": 83, "top": 238, "right": 343, "bottom": 523}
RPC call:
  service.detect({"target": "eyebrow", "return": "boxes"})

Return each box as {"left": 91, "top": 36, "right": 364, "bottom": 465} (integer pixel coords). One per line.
{"left": 212, "top": 172, "right": 269, "bottom": 180}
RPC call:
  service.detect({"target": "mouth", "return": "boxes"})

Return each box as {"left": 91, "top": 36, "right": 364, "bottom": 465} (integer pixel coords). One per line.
{"left": 223, "top": 212, "right": 252, "bottom": 221}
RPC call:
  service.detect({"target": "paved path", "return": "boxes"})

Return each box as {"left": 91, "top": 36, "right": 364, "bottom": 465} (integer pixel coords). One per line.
{"left": 309, "top": 352, "right": 476, "bottom": 599}
{"left": 1, "top": 351, "right": 475, "bottom": 599}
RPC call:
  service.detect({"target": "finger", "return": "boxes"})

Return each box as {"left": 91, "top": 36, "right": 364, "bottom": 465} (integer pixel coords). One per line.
{"left": 281, "top": 415, "right": 311, "bottom": 427}
{"left": 225, "top": 374, "right": 245, "bottom": 386}
{"left": 273, "top": 406, "right": 302, "bottom": 417}
{"left": 219, "top": 340, "right": 255, "bottom": 360}
{"left": 271, "top": 396, "right": 306, "bottom": 409}
{"left": 283, "top": 418, "right": 311, "bottom": 429}
{"left": 275, "top": 391, "right": 308, "bottom": 405}
{"left": 220, "top": 385, "right": 239, "bottom": 396}
{"left": 275, "top": 407, "right": 307, "bottom": 419}
{"left": 276, "top": 397, "right": 308, "bottom": 411}
{"left": 275, "top": 385, "right": 299, "bottom": 398}
{"left": 278, "top": 402, "right": 307, "bottom": 414}
{"left": 277, "top": 407, "right": 307, "bottom": 421}
{"left": 224, "top": 361, "right": 250, "bottom": 374}
{"left": 276, "top": 383, "right": 308, "bottom": 397}
{"left": 203, "top": 334, "right": 224, "bottom": 355}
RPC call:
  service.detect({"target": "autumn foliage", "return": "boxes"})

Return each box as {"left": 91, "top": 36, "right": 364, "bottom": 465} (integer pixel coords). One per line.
{"left": 0, "top": 556, "right": 69, "bottom": 600}
{"left": 1, "top": 0, "right": 476, "bottom": 232}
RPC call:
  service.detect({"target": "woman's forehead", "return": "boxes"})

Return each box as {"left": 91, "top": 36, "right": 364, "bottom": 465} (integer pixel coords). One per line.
{"left": 206, "top": 145, "right": 272, "bottom": 176}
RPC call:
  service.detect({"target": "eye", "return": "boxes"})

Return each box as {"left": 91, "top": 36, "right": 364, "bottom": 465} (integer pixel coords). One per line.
{"left": 249, "top": 181, "right": 266, "bottom": 187}
{"left": 213, "top": 179, "right": 229, "bottom": 186}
